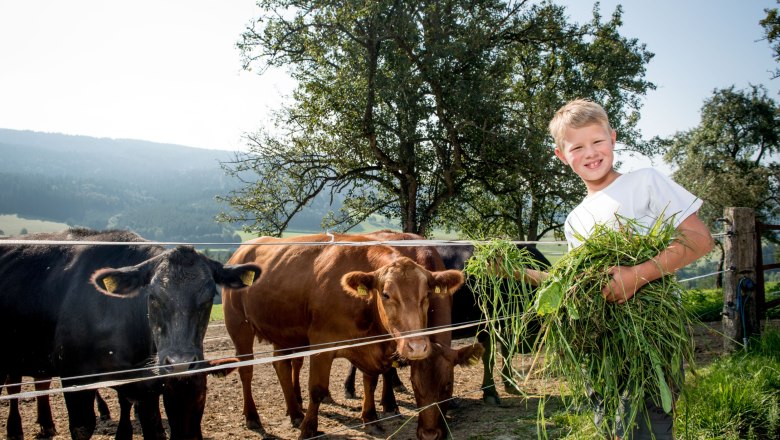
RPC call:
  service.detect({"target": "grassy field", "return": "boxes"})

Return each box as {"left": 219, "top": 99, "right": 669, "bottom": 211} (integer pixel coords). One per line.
{"left": 0, "top": 214, "right": 69, "bottom": 236}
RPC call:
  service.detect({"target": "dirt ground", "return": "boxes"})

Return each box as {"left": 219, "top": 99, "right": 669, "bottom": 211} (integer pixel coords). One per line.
{"left": 0, "top": 320, "right": 769, "bottom": 440}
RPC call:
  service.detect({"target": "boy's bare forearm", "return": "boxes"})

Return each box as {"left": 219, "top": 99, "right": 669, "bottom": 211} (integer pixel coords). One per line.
{"left": 515, "top": 268, "right": 548, "bottom": 286}
{"left": 636, "top": 213, "right": 714, "bottom": 285}
{"left": 604, "top": 213, "right": 714, "bottom": 303}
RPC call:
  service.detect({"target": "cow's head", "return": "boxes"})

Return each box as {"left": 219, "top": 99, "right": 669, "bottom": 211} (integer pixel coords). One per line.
{"left": 90, "top": 246, "right": 261, "bottom": 374}
{"left": 340, "top": 257, "right": 463, "bottom": 360}
{"left": 411, "top": 342, "right": 485, "bottom": 440}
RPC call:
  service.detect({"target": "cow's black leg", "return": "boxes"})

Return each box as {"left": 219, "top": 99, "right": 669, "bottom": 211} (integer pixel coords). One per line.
{"left": 478, "top": 333, "right": 501, "bottom": 405}
{"left": 95, "top": 389, "right": 111, "bottom": 420}
{"left": 34, "top": 378, "right": 57, "bottom": 438}
{"left": 379, "top": 370, "right": 400, "bottom": 415}
{"left": 500, "top": 342, "right": 522, "bottom": 395}
{"left": 115, "top": 392, "right": 134, "bottom": 440}
{"left": 163, "top": 375, "right": 207, "bottom": 440}
{"left": 343, "top": 364, "right": 358, "bottom": 399}
{"left": 387, "top": 367, "right": 407, "bottom": 392}
{"left": 63, "top": 389, "right": 98, "bottom": 440}
{"left": 135, "top": 396, "right": 166, "bottom": 440}
{"left": 5, "top": 375, "right": 24, "bottom": 440}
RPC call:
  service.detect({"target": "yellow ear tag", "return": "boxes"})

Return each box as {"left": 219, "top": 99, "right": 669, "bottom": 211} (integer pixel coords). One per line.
{"left": 391, "top": 360, "right": 400, "bottom": 368}
{"left": 103, "top": 275, "right": 118, "bottom": 293}
{"left": 240, "top": 270, "right": 255, "bottom": 287}
{"left": 434, "top": 286, "right": 441, "bottom": 294}
{"left": 357, "top": 285, "right": 368, "bottom": 296}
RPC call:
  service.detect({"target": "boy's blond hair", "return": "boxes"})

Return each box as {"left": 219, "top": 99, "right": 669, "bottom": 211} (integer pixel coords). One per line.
{"left": 548, "top": 99, "right": 612, "bottom": 149}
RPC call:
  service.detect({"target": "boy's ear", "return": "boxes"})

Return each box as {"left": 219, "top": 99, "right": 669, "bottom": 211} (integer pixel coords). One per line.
{"left": 610, "top": 129, "right": 617, "bottom": 145}
{"left": 554, "top": 146, "right": 567, "bottom": 164}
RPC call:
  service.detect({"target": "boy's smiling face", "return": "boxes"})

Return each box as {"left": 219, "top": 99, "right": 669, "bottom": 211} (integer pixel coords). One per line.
{"left": 555, "top": 123, "right": 619, "bottom": 195}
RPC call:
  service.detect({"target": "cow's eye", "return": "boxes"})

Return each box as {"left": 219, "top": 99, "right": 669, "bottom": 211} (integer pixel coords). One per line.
{"left": 381, "top": 291, "right": 390, "bottom": 300}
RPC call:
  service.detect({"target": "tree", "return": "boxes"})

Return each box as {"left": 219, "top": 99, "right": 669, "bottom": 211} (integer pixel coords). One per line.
{"left": 433, "top": 4, "right": 655, "bottom": 240}
{"left": 661, "top": 85, "right": 780, "bottom": 226}
{"left": 219, "top": 1, "right": 653, "bottom": 237}
{"left": 761, "top": 0, "right": 780, "bottom": 79}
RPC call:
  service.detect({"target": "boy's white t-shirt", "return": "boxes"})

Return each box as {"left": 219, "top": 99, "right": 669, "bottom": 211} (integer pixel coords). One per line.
{"left": 564, "top": 168, "right": 703, "bottom": 250}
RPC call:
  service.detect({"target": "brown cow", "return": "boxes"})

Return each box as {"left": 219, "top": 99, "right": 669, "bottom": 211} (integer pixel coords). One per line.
{"left": 222, "top": 233, "right": 465, "bottom": 439}
{"left": 361, "top": 230, "right": 484, "bottom": 440}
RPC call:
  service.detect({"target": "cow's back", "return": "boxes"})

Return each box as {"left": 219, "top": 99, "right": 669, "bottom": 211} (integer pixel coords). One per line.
{"left": 224, "top": 234, "right": 389, "bottom": 348}
{"left": 0, "top": 229, "right": 162, "bottom": 378}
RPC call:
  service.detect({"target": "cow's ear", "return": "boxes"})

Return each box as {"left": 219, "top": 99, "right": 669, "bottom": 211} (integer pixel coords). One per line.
{"left": 213, "top": 263, "right": 262, "bottom": 288}
{"left": 91, "top": 267, "right": 145, "bottom": 298}
{"left": 455, "top": 343, "right": 485, "bottom": 367}
{"left": 430, "top": 269, "right": 464, "bottom": 296}
{"left": 341, "top": 271, "right": 377, "bottom": 300}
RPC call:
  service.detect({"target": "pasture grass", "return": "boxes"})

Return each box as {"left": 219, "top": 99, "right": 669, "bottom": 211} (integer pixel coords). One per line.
{"left": 682, "top": 281, "right": 780, "bottom": 321}
{"left": 676, "top": 328, "right": 780, "bottom": 439}
{"left": 0, "top": 214, "right": 69, "bottom": 236}
{"left": 210, "top": 304, "right": 223, "bottom": 321}
{"left": 548, "top": 329, "right": 780, "bottom": 439}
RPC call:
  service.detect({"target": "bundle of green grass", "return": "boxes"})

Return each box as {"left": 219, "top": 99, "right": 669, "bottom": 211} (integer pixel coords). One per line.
{"left": 465, "top": 216, "right": 696, "bottom": 438}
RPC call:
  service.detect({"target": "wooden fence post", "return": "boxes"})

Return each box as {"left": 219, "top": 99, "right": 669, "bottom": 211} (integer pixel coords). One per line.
{"left": 721, "top": 207, "right": 760, "bottom": 352}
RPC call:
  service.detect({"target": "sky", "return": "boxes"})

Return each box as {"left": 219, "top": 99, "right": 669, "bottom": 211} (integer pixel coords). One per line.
{"left": 1, "top": 0, "right": 778, "bottom": 165}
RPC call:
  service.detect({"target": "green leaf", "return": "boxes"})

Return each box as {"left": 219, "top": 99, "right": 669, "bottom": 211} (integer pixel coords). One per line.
{"left": 650, "top": 353, "right": 673, "bottom": 413}
{"left": 534, "top": 281, "right": 563, "bottom": 316}
{"left": 566, "top": 301, "right": 580, "bottom": 320}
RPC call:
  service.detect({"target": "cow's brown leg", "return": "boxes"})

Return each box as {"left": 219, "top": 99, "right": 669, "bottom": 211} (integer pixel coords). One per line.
{"left": 291, "top": 356, "right": 304, "bottom": 407}
{"left": 225, "top": 316, "right": 262, "bottom": 430}
{"left": 272, "top": 356, "right": 304, "bottom": 427}
{"left": 361, "top": 372, "right": 385, "bottom": 435}
{"left": 298, "top": 354, "right": 333, "bottom": 439}
{"left": 34, "top": 377, "right": 57, "bottom": 437}
{"left": 4, "top": 375, "right": 23, "bottom": 440}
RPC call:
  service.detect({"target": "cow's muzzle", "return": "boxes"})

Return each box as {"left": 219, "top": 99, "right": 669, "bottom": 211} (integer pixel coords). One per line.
{"left": 160, "top": 352, "right": 202, "bottom": 374}
{"left": 401, "top": 337, "right": 430, "bottom": 360}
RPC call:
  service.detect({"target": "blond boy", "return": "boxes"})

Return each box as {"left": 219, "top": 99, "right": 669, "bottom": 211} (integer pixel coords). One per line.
{"left": 535, "top": 99, "right": 714, "bottom": 438}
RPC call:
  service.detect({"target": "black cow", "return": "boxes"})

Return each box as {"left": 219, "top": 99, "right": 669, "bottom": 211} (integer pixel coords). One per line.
{"left": 438, "top": 244, "right": 550, "bottom": 404}
{"left": 0, "top": 228, "right": 261, "bottom": 440}
{"left": 344, "top": 243, "right": 550, "bottom": 406}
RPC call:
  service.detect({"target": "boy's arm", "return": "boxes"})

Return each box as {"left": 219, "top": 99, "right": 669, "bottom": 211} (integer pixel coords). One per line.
{"left": 487, "top": 260, "right": 549, "bottom": 286}
{"left": 603, "top": 212, "right": 715, "bottom": 303}
{"left": 516, "top": 268, "right": 548, "bottom": 286}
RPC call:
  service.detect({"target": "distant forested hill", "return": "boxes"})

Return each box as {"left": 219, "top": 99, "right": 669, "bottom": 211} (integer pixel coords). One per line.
{"left": 0, "top": 129, "right": 332, "bottom": 241}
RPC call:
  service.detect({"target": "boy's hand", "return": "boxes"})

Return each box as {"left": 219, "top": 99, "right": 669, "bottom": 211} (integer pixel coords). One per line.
{"left": 486, "top": 258, "right": 545, "bottom": 286}
{"left": 602, "top": 265, "right": 646, "bottom": 304}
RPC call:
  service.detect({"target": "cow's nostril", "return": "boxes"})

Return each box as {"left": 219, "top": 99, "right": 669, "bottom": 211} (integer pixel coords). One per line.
{"left": 187, "top": 355, "right": 201, "bottom": 370}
